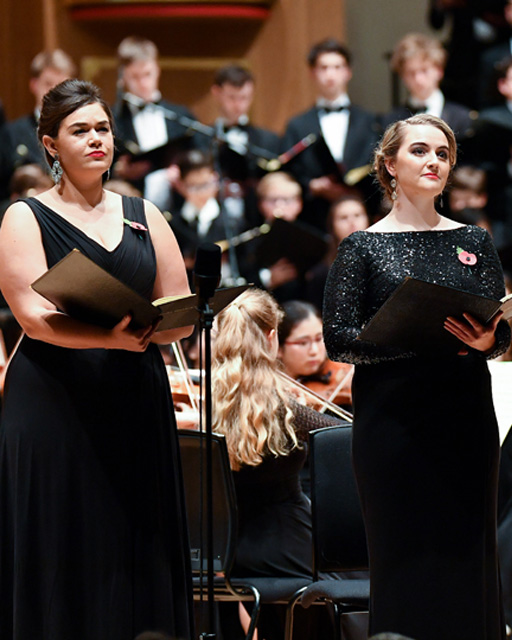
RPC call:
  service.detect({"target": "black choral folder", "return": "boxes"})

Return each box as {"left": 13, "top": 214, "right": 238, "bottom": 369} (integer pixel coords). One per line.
{"left": 358, "top": 277, "right": 512, "bottom": 353}
{"left": 31, "top": 249, "right": 247, "bottom": 332}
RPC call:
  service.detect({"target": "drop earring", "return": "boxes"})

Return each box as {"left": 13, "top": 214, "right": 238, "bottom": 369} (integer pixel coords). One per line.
{"left": 390, "top": 178, "right": 397, "bottom": 201}
{"left": 51, "top": 155, "right": 63, "bottom": 184}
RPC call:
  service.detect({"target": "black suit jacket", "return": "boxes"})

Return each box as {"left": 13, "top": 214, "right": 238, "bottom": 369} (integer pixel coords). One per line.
{"left": 0, "top": 113, "right": 46, "bottom": 200}
{"left": 214, "top": 124, "right": 280, "bottom": 183}
{"left": 280, "top": 104, "right": 379, "bottom": 228}
{"left": 478, "top": 41, "right": 511, "bottom": 109}
{"left": 379, "top": 101, "right": 475, "bottom": 140}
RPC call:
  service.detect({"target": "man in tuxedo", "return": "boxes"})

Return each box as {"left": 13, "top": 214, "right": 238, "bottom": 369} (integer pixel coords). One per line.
{"left": 280, "top": 39, "right": 379, "bottom": 230}
{"left": 112, "top": 36, "right": 200, "bottom": 200}
{"left": 209, "top": 64, "right": 280, "bottom": 227}
{"left": 382, "top": 33, "right": 476, "bottom": 145}
{"left": 0, "top": 50, "right": 76, "bottom": 199}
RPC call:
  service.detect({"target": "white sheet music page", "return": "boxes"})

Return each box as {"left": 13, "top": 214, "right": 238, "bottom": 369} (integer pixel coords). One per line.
{"left": 488, "top": 360, "right": 512, "bottom": 445}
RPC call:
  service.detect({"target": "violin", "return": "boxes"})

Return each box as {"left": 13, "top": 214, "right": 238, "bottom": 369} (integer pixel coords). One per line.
{"left": 298, "top": 359, "right": 353, "bottom": 408}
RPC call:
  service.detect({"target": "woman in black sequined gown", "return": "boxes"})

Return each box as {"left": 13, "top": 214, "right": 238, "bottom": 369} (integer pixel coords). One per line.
{"left": 0, "top": 80, "right": 195, "bottom": 640}
{"left": 323, "top": 114, "right": 511, "bottom": 640}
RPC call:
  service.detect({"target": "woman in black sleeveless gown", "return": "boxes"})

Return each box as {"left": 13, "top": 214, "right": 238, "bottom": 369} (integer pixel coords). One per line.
{"left": 0, "top": 80, "right": 194, "bottom": 639}
{"left": 323, "top": 114, "right": 511, "bottom": 640}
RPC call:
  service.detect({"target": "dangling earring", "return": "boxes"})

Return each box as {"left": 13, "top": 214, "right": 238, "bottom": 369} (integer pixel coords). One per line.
{"left": 439, "top": 193, "right": 444, "bottom": 208}
{"left": 105, "top": 168, "right": 111, "bottom": 182}
{"left": 51, "top": 155, "right": 63, "bottom": 184}
{"left": 390, "top": 178, "right": 397, "bottom": 201}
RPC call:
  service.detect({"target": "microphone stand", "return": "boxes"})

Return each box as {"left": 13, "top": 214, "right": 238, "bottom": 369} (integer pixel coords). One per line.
{"left": 196, "top": 289, "right": 216, "bottom": 640}
{"left": 210, "top": 119, "right": 242, "bottom": 286}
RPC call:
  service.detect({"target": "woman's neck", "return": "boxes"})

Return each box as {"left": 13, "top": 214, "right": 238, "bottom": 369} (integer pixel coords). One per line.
{"left": 53, "top": 176, "right": 106, "bottom": 211}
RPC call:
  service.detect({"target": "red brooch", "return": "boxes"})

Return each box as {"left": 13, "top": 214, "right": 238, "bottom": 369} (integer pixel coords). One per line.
{"left": 457, "top": 246, "right": 477, "bottom": 272}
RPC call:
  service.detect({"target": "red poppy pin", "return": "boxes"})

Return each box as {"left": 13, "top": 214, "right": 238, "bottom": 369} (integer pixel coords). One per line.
{"left": 457, "top": 246, "right": 477, "bottom": 273}
{"left": 123, "top": 218, "right": 148, "bottom": 239}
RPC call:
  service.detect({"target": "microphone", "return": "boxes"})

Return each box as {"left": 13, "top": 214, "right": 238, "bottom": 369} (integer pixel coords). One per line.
{"left": 193, "top": 242, "right": 222, "bottom": 306}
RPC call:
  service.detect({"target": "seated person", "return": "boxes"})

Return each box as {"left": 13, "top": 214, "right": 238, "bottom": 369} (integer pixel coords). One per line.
{"left": 112, "top": 36, "right": 200, "bottom": 201}
{"left": 305, "top": 194, "right": 370, "bottom": 310}
{"left": 237, "top": 172, "right": 327, "bottom": 303}
{"left": 0, "top": 49, "right": 76, "bottom": 200}
{"left": 281, "top": 38, "right": 379, "bottom": 230}
{"left": 210, "top": 64, "right": 280, "bottom": 227}
{"left": 277, "top": 299, "right": 353, "bottom": 411}
{"left": 382, "top": 33, "right": 476, "bottom": 143}
{"left": 212, "top": 288, "right": 349, "bottom": 640}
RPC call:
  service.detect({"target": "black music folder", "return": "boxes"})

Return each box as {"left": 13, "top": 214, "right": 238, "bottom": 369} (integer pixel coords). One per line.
{"left": 119, "top": 134, "right": 194, "bottom": 172}
{"left": 254, "top": 218, "right": 329, "bottom": 273}
{"left": 31, "top": 249, "right": 247, "bottom": 331}
{"left": 358, "top": 277, "right": 512, "bottom": 353}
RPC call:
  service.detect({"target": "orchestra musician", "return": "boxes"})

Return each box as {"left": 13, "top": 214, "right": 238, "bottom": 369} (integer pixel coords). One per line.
{"left": 323, "top": 113, "right": 511, "bottom": 640}
{"left": 0, "top": 79, "right": 195, "bottom": 640}
{"left": 211, "top": 287, "right": 352, "bottom": 640}
{"left": 278, "top": 299, "right": 352, "bottom": 410}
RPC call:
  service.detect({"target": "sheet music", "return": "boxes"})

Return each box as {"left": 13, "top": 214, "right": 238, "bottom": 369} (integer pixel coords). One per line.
{"left": 488, "top": 361, "right": 512, "bottom": 445}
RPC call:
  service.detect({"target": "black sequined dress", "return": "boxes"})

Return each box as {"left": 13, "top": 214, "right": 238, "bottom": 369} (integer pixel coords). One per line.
{"left": 0, "top": 196, "right": 194, "bottom": 640}
{"left": 323, "top": 226, "right": 511, "bottom": 640}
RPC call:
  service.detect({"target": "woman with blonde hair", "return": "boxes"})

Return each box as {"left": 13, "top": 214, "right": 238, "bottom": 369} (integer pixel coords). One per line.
{"left": 324, "top": 114, "right": 510, "bottom": 639}
{"left": 212, "top": 287, "right": 347, "bottom": 639}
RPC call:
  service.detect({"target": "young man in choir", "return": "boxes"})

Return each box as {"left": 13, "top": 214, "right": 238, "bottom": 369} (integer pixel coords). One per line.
{"left": 382, "top": 33, "right": 476, "bottom": 141}
{"left": 209, "top": 64, "right": 280, "bottom": 227}
{"left": 280, "top": 38, "right": 379, "bottom": 230}
{"left": 169, "top": 148, "right": 247, "bottom": 284}
{"left": 111, "top": 36, "right": 199, "bottom": 200}
{"left": 0, "top": 49, "right": 76, "bottom": 200}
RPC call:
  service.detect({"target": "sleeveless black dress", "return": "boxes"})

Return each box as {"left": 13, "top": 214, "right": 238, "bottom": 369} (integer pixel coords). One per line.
{"left": 323, "top": 227, "right": 511, "bottom": 640}
{"left": 0, "top": 196, "right": 194, "bottom": 640}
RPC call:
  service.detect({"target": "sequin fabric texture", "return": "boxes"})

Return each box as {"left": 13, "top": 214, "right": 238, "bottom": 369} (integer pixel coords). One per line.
{"left": 323, "top": 226, "right": 511, "bottom": 365}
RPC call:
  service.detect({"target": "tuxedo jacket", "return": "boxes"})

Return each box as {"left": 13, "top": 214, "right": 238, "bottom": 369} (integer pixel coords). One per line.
{"left": 280, "top": 104, "right": 379, "bottom": 228}
{"left": 112, "top": 97, "right": 202, "bottom": 160}
{"left": 379, "top": 101, "right": 475, "bottom": 140}
{"left": 0, "top": 113, "right": 46, "bottom": 200}
{"left": 214, "top": 124, "right": 280, "bottom": 183}
{"left": 478, "top": 41, "right": 511, "bottom": 109}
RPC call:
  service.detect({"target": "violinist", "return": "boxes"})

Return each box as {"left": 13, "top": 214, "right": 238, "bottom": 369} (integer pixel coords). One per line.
{"left": 277, "top": 299, "right": 352, "bottom": 410}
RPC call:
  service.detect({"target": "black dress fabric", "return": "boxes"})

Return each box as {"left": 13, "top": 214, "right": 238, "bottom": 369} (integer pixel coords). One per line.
{"left": 0, "top": 196, "right": 194, "bottom": 640}
{"left": 231, "top": 402, "right": 343, "bottom": 580}
{"left": 323, "top": 226, "right": 511, "bottom": 640}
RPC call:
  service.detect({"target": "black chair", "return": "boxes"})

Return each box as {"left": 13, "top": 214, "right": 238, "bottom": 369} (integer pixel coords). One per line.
{"left": 178, "top": 430, "right": 310, "bottom": 640}
{"left": 285, "top": 425, "right": 370, "bottom": 640}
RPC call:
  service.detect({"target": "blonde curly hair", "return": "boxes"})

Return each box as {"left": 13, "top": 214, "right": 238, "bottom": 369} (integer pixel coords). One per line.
{"left": 212, "top": 288, "right": 298, "bottom": 471}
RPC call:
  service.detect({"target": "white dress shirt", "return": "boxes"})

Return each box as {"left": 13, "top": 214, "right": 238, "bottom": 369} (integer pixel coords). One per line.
{"left": 317, "top": 94, "right": 351, "bottom": 163}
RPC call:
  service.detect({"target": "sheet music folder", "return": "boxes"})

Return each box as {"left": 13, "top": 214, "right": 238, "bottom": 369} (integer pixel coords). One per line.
{"left": 31, "top": 249, "right": 247, "bottom": 331}
{"left": 254, "top": 218, "right": 328, "bottom": 273}
{"left": 358, "top": 277, "right": 512, "bottom": 353}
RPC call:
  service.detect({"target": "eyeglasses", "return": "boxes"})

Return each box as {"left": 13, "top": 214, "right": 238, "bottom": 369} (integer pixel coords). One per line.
{"left": 184, "top": 179, "right": 219, "bottom": 193}
{"left": 261, "top": 196, "right": 300, "bottom": 206}
{"left": 284, "top": 335, "right": 324, "bottom": 349}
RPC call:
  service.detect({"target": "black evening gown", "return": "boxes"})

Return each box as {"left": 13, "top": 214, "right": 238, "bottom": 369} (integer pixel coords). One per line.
{"left": 323, "top": 227, "right": 511, "bottom": 640}
{"left": 0, "top": 196, "right": 194, "bottom": 640}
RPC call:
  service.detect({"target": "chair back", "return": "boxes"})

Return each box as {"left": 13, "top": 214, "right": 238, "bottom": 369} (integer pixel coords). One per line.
{"left": 309, "top": 425, "right": 368, "bottom": 575}
{"left": 178, "top": 430, "right": 238, "bottom": 575}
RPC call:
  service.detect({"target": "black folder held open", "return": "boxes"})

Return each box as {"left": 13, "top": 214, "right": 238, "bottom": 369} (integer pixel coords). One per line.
{"left": 358, "top": 277, "right": 512, "bottom": 353}
{"left": 31, "top": 249, "right": 247, "bottom": 331}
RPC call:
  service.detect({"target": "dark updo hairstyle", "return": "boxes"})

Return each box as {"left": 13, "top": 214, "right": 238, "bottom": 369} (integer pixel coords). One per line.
{"left": 278, "top": 300, "right": 321, "bottom": 346}
{"left": 373, "top": 114, "right": 457, "bottom": 201}
{"left": 38, "top": 79, "right": 114, "bottom": 167}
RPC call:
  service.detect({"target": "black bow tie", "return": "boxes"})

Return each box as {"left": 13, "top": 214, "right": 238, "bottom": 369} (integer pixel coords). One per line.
{"left": 406, "top": 103, "right": 427, "bottom": 116}
{"left": 224, "top": 123, "right": 248, "bottom": 133}
{"left": 319, "top": 105, "right": 348, "bottom": 114}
